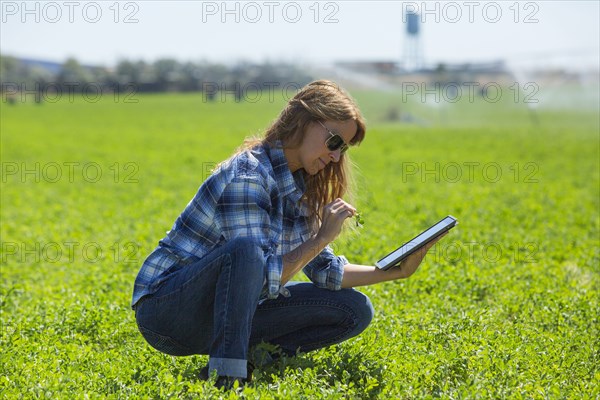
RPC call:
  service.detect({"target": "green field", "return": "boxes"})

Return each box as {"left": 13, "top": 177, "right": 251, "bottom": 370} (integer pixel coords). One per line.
{"left": 1, "top": 88, "right": 599, "bottom": 399}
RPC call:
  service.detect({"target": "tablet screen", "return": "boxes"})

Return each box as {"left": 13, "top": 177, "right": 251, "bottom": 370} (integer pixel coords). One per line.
{"left": 376, "top": 216, "right": 457, "bottom": 269}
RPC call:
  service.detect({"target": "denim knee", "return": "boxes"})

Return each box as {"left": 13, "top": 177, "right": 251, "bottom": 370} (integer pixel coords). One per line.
{"left": 228, "top": 235, "right": 265, "bottom": 257}
{"left": 225, "top": 236, "right": 266, "bottom": 282}
{"left": 347, "top": 289, "right": 375, "bottom": 335}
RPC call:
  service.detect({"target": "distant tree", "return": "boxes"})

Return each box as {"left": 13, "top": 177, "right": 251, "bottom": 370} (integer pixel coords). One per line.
{"left": 153, "top": 58, "right": 181, "bottom": 91}
{"left": 0, "top": 55, "right": 55, "bottom": 98}
{"left": 91, "top": 66, "right": 117, "bottom": 87}
{"left": 115, "top": 60, "right": 140, "bottom": 84}
{"left": 28, "top": 65, "right": 54, "bottom": 88}
{"left": 115, "top": 59, "right": 158, "bottom": 92}
{"left": 0, "top": 55, "right": 22, "bottom": 84}
{"left": 56, "top": 58, "right": 93, "bottom": 89}
{"left": 180, "top": 62, "right": 202, "bottom": 91}
{"left": 0, "top": 54, "right": 315, "bottom": 97}
{"left": 202, "top": 63, "right": 228, "bottom": 84}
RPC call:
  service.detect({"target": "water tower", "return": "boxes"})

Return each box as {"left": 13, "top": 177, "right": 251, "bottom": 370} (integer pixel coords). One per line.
{"left": 403, "top": 11, "right": 424, "bottom": 71}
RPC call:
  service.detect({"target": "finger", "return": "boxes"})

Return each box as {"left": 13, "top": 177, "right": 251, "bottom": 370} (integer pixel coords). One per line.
{"left": 331, "top": 202, "right": 356, "bottom": 214}
{"left": 432, "top": 233, "right": 447, "bottom": 242}
{"left": 324, "top": 200, "right": 338, "bottom": 211}
{"left": 425, "top": 233, "right": 448, "bottom": 249}
{"left": 333, "top": 209, "right": 353, "bottom": 221}
{"left": 436, "top": 232, "right": 449, "bottom": 241}
{"left": 325, "top": 198, "right": 344, "bottom": 209}
{"left": 339, "top": 208, "right": 356, "bottom": 219}
{"left": 330, "top": 201, "right": 348, "bottom": 213}
{"left": 423, "top": 241, "right": 436, "bottom": 251}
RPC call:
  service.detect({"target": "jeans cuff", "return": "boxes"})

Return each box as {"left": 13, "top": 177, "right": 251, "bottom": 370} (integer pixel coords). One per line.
{"left": 208, "top": 357, "right": 247, "bottom": 378}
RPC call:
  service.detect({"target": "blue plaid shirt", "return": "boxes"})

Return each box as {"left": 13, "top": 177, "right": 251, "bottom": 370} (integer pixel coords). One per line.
{"left": 132, "top": 141, "right": 347, "bottom": 308}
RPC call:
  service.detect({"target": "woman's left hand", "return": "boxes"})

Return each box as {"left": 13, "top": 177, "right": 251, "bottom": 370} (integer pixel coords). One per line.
{"left": 388, "top": 232, "right": 448, "bottom": 279}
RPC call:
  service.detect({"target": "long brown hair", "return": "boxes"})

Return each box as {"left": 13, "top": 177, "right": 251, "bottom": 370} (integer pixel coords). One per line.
{"left": 231, "top": 80, "right": 366, "bottom": 233}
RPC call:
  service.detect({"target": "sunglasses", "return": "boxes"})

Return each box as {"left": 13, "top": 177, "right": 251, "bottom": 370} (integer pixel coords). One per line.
{"left": 317, "top": 120, "right": 349, "bottom": 154}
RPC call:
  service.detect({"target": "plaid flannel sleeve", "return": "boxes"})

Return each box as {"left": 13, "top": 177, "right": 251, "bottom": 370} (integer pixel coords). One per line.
{"left": 214, "top": 176, "right": 283, "bottom": 299}
{"left": 302, "top": 245, "right": 347, "bottom": 291}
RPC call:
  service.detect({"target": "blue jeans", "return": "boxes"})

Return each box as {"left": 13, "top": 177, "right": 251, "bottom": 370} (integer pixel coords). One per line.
{"left": 134, "top": 237, "right": 374, "bottom": 379}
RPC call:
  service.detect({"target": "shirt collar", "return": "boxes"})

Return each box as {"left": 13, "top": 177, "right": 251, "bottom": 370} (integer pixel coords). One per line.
{"left": 263, "top": 140, "right": 304, "bottom": 204}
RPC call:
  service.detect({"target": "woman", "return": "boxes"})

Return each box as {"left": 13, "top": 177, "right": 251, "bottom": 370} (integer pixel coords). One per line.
{"left": 132, "top": 80, "right": 442, "bottom": 389}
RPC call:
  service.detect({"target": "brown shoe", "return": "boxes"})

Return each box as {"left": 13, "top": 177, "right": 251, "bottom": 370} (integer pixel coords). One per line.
{"left": 198, "top": 362, "right": 254, "bottom": 383}
{"left": 198, "top": 365, "right": 210, "bottom": 381}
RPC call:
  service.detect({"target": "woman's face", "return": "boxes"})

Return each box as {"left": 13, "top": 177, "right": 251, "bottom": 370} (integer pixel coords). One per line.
{"left": 285, "top": 119, "right": 357, "bottom": 175}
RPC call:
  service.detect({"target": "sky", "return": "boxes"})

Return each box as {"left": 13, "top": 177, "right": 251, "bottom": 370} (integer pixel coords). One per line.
{"left": 1, "top": 0, "right": 599, "bottom": 72}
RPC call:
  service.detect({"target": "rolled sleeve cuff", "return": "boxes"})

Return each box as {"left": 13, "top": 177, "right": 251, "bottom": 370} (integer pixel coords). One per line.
{"left": 326, "top": 254, "right": 348, "bottom": 290}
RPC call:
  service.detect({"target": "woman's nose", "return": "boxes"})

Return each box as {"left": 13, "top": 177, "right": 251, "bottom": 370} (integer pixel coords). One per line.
{"left": 329, "top": 149, "right": 342, "bottom": 163}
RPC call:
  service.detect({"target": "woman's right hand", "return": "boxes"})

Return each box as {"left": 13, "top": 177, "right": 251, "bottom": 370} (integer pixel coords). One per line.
{"left": 316, "top": 198, "right": 357, "bottom": 244}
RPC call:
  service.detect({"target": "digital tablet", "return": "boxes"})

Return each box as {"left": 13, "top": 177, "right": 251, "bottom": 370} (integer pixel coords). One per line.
{"left": 375, "top": 215, "right": 458, "bottom": 270}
